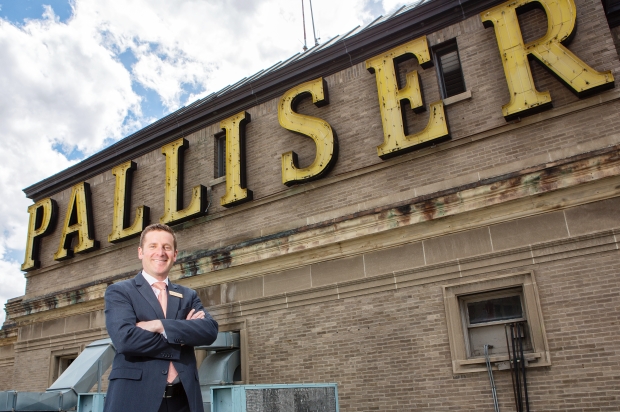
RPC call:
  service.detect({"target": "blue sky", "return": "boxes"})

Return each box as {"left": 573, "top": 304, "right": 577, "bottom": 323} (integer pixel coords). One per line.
{"left": 1, "top": 0, "right": 73, "bottom": 23}
{"left": 1, "top": 1, "right": 170, "bottom": 158}
{"left": 1, "top": 0, "right": 202, "bottom": 161}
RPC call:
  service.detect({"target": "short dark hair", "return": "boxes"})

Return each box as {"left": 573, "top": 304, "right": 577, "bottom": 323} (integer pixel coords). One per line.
{"left": 139, "top": 223, "right": 177, "bottom": 250}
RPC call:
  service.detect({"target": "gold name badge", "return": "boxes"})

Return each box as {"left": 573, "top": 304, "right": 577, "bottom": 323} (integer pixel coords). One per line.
{"left": 169, "top": 291, "right": 183, "bottom": 298}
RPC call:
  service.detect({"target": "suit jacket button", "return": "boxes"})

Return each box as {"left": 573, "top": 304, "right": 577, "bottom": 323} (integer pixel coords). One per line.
{"left": 162, "top": 370, "right": 167, "bottom": 375}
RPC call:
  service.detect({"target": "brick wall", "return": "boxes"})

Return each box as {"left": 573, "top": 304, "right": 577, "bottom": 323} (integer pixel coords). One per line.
{"left": 23, "top": 1, "right": 620, "bottom": 298}
{"left": 3, "top": 0, "right": 620, "bottom": 408}
{"left": 240, "top": 248, "right": 620, "bottom": 411}
{"left": 0, "top": 343, "right": 15, "bottom": 390}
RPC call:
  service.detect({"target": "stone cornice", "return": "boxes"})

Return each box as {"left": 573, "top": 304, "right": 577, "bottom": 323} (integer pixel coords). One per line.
{"left": 206, "top": 230, "right": 619, "bottom": 320}
{"left": 0, "top": 330, "right": 17, "bottom": 343}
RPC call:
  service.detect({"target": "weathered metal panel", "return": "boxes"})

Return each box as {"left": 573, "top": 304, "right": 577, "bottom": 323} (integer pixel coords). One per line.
{"left": 77, "top": 393, "right": 105, "bottom": 412}
{"left": 211, "top": 384, "right": 338, "bottom": 412}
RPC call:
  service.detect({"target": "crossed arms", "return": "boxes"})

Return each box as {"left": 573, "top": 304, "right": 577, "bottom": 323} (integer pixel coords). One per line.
{"left": 104, "top": 283, "right": 218, "bottom": 360}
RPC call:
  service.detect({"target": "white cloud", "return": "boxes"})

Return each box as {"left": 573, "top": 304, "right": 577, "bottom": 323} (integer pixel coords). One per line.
{"left": 74, "top": 0, "right": 387, "bottom": 107}
{"left": 382, "top": 0, "right": 408, "bottom": 14}
{"left": 0, "top": 5, "right": 141, "bottom": 324}
{"left": 0, "top": 9, "right": 140, "bottom": 153}
{"left": 0, "top": 0, "right": 399, "bottom": 325}
{"left": 0, "top": 246, "right": 27, "bottom": 327}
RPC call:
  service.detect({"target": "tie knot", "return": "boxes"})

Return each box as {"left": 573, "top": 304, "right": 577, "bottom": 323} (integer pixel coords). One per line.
{"left": 153, "top": 282, "right": 167, "bottom": 291}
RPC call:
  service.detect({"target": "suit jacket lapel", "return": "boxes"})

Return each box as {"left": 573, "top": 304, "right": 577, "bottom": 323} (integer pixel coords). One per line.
{"left": 134, "top": 272, "right": 165, "bottom": 319}
{"left": 166, "top": 282, "right": 181, "bottom": 319}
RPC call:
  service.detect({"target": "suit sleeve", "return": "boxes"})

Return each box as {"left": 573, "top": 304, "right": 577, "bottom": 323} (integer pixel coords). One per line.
{"left": 160, "top": 289, "right": 219, "bottom": 347}
{"left": 105, "top": 283, "right": 182, "bottom": 360}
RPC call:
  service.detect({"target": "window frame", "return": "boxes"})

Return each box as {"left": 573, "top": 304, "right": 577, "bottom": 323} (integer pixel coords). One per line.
{"left": 215, "top": 132, "right": 226, "bottom": 179}
{"left": 48, "top": 346, "right": 81, "bottom": 385}
{"left": 459, "top": 287, "right": 531, "bottom": 358}
{"left": 442, "top": 271, "right": 550, "bottom": 374}
{"left": 433, "top": 39, "right": 467, "bottom": 99}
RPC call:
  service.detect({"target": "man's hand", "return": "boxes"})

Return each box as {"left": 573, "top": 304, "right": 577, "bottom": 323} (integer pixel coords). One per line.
{"left": 135, "top": 310, "right": 203, "bottom": 335}
{"left": 186, "top": 309, "right": 205, "bottom": 320}
{"left": 136, "top": 320, "right": 164, "bottom": 334}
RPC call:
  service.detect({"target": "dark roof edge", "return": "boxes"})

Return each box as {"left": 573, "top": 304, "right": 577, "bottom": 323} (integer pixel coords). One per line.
{"left": 25, "top": 0, "right": 504, "bottom": 200}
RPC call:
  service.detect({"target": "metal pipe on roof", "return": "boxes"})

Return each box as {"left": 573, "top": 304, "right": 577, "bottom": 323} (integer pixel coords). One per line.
{"left": 309, "top": 0, "right": 319, "bottom": 46}
{"left": 301, "top": 0, "right": 308, "bottom": 51}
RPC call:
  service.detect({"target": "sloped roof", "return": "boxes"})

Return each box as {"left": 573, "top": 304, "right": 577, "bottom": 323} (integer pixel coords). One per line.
{"left": 131, "top": 1, "right": 432, "bottom": 138}
{"left": 24, "top": 0, "right": 502, "bottom": 200}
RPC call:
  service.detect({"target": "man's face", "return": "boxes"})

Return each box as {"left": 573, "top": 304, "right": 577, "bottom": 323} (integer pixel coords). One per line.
{"left": 138, "top": 230, "right": 178, "bottom": 280}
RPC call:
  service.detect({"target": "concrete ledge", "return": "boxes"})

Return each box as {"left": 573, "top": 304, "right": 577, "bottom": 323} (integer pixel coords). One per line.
{"left": 14, "top": 327, "right": 108, "bottom": 351}
{"left": 203, "top": 227, "right": 619, "bottom": 319}
{"left": 9, "top": 227, "right": 620, "bottom": 335}
{"left": 443, "top": 90, "right": 472, "bottom": 106}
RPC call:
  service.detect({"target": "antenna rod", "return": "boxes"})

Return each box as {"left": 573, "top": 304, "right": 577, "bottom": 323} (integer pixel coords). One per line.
{"left": 309, "top": 0, "right": 319, "bottom": 46}
{"left": 301, "top": 0, "right": 308, "bottom": 51}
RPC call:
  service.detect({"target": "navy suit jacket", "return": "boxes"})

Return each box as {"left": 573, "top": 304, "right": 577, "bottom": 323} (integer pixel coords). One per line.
{"left": 103, "top": 273, "right": 218, "bottom": 412}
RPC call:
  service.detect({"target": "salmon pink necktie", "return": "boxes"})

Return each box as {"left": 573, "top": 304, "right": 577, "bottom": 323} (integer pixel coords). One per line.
{"left": 153, "top": 282, "right": 179, "bottom": 383}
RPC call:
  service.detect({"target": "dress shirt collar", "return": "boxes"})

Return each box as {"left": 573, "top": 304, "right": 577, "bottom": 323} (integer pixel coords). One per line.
{"left": 141, "top": 270, "right": 169, "bottom": 287}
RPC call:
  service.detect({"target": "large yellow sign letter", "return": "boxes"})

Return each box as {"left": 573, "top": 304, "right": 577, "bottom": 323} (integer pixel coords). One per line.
{"left": 278, "top": 78, "right": 338, "bottom": 186}
{"left": 108, "top": 161, "right": 150, "bottom": 243}
{"left": 481, "top": 0, "right": 614, "bottom": 121}
{"left": 220, "top": 111, "right": 253, "bottom": 207}
{"left": 54, "top": 182, "right": 99, "bottom": 261}
{"left": 160, "top": 138, "right": 206, "bottom": 225}
{"left": 22, "top": 198, "right": 57, "bottom": 271}
{"left": 365, "top": 36, "right": 449, "bottom": 159}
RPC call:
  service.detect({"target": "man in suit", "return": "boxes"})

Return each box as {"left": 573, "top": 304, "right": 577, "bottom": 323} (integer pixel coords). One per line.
{"left": 104, "top": 223, "right": 218, "bottom": 412}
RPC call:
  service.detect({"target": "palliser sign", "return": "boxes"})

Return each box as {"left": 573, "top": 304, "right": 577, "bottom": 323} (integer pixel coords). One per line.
{"left": 21, "top": 0, "right": 614, "bottom": 271}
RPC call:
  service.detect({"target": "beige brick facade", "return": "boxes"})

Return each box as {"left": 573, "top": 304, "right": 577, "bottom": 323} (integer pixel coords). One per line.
{"left": 2, "top": 0, "right": 620, "bottom": 410}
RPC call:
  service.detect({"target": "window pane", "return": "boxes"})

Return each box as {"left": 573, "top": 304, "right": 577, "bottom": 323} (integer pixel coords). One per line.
{"left": 440, "top": 51, "right": 460, "bottom": 73}
{"left": 468, "top": 323, "right": 511, "bottom": 357}
{"left": 468, "top": 322, "right": 532, "bottom": 357}
{"left": 217, "top": 136, "right": 226, "bottom": 178}
{"left": 467, "top": 295, "right": 522, "bottom": 324}
{"left": 439, "top": 50, "right": 466, "bottom": 97}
